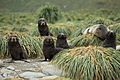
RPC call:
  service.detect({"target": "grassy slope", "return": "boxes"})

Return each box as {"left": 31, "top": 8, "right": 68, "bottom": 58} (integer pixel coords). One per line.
{"left": 0, "top": 0, "right": 120, "bottom": 12}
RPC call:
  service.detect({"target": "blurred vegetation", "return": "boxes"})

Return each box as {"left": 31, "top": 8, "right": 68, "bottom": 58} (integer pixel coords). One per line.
{"left": 0, "top": 0, "right": 120, "bottom": 12}
{"left": 36, "top": 3, "right": 62, "bottom": 23}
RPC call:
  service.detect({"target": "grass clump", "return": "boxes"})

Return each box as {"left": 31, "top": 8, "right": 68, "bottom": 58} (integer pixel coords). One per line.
{"left": 0, "top": 33, "right": 43, "bottom": 58}
{"left": 18, "top": 34, "right": 43, "bottom": 58}
{"left": 49, "top": 22, "right": 76, "bottom": 37}
{"left": 70, "top": 34, "right": 102, "bottom": 47}
{"left": 52, "top": 46, "right": 120, "bottom": 80}
{"left": 37, "top": 3, "right": 62, "bottom": 23}
{"left": 109, "top": 23, "right": 120, "bottom": 34}
{"left": 0, "top": 36, "right": 8, "bottom": 58}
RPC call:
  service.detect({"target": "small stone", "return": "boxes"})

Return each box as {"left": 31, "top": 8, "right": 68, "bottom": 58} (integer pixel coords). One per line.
{"left": 40, "top": 75, "right": 59, "bottom": 80}
{"left": 41, "top": 64, "right": 63, "bottom": 76}
{"left": 14, "top": 61, "right": 25, "bottom": 63}
{"left": 40, "top": 62, "right": 49, "bottom": 65}
{"left": 19, "top": 71, "right": 46, "bottom": 79}
{"left": 0, "top": 68, "right": 17, "bottom": 78}
{"left": 1, "top": 68, "right": 14, "bottom": 74}
{"left": 7, "top": 66, "right": 15, "bottom": 71}
{"left": 0, "top": 65, "right": 4, "bottom": 68}
{"left": 0, "top": 74, "right": 3, "bottom": 78}
{"left": 1, "top": 73, "right": 9, "bottom": 78}
{"left": 29, "top": 78, "right": 39, "bottom": 80}
{"left": 0, "top": 60, "right": 3, "bottom": 63}
{"left": 116, "top": 45, "right": 120, "bottom": 51}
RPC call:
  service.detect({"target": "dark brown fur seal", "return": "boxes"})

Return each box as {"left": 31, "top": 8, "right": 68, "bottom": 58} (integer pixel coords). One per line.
{"left": 7, "top": 33, "right": 27, "bottom": 62}
{"left": 102, "top": 31, "right": 116, "bottom": 49}
{"left": 56, "top": 33, "right": 70, "bottom": 49}
{"left": 43, "top": 36, "right": 63, "bottom": 61}
{"left": 38, "top": 18, "right": 53, "bottom": 36}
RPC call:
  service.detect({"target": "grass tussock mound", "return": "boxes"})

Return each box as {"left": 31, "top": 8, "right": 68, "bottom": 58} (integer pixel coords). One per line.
{"left": 52, "top": 46, "right": 120, "bottom": 80}
{"left": 70, "top": 34, "right": 102, "bottom": 47}
{"left": 0, "top": 33, "right": 43, "bottom": 58}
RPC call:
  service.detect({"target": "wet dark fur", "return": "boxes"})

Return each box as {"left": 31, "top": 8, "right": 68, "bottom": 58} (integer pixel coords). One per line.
{"left": 56, "top": 33, "right": 70, "bottom": 49}
{"left": 102, "top": 31, "right": 116, "bottom": 49}
{"left": 43, "top": 37, "right": 63, "bottom": 61}
{"left": 8, "top": 34, "right": 27, "bottom": 61}
{"left": 38, "top": 18, "right": 53, "bottom": 36}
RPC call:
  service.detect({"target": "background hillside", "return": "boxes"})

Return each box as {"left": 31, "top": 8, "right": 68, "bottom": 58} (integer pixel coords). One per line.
{"left": 0, "top": 0, "right": 120, "bottom": 12}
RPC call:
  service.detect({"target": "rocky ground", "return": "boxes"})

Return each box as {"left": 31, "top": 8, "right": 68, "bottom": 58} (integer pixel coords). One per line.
{"left": 0, "top": 59, "right": 69, "bottom": 80}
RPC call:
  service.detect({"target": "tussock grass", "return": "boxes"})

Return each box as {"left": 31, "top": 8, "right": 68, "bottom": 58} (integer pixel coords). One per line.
{"left": 18, "top": 34, "right": 43, "bottom": 58}
{"left": 110, "top": 23, "right": 120, "bottom": 34}
{"left": 37, "top": 3, "right": 62, "bottom": 23}
{"left": 0, "top": 36, "right": 8, "bottom": 58}
{"left": 52, "top": 46, "right": 120, "bottom": 80}
{"left": 116, "top": 34, "right": 120, "bottom": 45}
{"left": 70, "top": 34, "right": 102, "bottom": 47}
{"left": 0, "top": 33, "right": 43, "bottom": 58}
{"left": 49, "top": 22, "right": 77, "bottom": 38}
